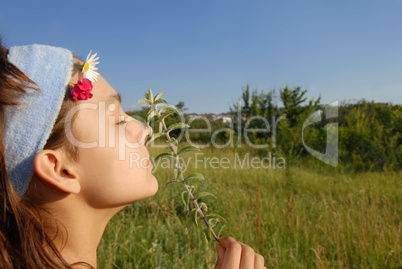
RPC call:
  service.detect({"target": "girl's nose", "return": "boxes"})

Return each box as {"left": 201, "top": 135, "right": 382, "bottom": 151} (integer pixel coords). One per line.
{"left": 140, "top": 121, "right": 153, "bottom": 143}
{"left": 146, "top": 124, "right": 153, "bottom": 139}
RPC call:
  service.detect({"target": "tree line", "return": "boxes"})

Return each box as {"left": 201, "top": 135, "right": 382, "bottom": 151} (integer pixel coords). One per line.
{"left": 129, "top": 84, "right": 401, "bottom": 171}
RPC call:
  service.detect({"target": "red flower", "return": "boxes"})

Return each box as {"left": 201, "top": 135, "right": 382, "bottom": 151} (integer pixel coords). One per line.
{"left": 71, "top": 78, "right": 93, "bottom": 101}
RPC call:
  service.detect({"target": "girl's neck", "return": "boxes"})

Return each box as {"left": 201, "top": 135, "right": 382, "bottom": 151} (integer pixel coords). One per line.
{"left": 45, "top": 197, "right": 123, "bottom": 268}
{"left": 25, "top": 178, "right": 124, "bottom": 267}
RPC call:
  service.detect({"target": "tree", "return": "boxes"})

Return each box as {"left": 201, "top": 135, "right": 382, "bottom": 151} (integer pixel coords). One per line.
{"left": 280, "top": 86, "right": 320, "bottom": 127}
{"left": 176, "top": 101, "right": 188, "bottom": 113}
{"left": 249, "top": 89, "right": 261, "bottom": 117}
{"left": 258, "top": 90, "right": 276, "bottom": 119}
{"left": 241, "top": 84, "right": 250, "bottom": 118}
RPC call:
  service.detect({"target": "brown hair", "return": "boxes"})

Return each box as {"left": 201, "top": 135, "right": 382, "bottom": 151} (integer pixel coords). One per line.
{"left": 0, "top": 40, "right": 91, "bottom": 268}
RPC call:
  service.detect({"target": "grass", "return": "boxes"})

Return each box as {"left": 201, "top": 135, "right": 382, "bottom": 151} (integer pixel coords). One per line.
{"left": 97, "top": 145, "right": 401, "bottom": 268}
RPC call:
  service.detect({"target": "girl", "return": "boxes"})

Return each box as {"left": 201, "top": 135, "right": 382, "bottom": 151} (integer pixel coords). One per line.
{"left": 0, "top": 41, "right": 266, "bottom": 268}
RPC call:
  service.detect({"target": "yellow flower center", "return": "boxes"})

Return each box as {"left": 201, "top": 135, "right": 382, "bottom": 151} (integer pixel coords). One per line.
{"left": 84, "top": 62, "right": 90, "bottom": 72}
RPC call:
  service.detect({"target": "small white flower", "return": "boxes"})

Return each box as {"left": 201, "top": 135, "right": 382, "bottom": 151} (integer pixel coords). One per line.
{"left": 82, "top": 51, "right": 99, "bottom": 82}
{"left": 148, "top": 241, "right": 158, "bottom": 253}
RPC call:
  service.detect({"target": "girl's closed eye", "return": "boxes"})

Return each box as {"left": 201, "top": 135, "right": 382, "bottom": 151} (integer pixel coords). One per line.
{"left": 117, "top": 115, "right": 135, "bottom": 125}
{"left": 117, "top": 116, "right": 128, "bottom": 125}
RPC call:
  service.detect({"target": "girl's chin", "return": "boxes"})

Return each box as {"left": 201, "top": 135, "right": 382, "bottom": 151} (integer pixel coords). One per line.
{"left": 150, "top": 175, "right": 159, "bottom": 194}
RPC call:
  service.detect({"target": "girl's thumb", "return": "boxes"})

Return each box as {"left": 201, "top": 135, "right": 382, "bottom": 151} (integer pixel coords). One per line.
{"left": 214, "top": 243, "right": 226, "bottom": 269}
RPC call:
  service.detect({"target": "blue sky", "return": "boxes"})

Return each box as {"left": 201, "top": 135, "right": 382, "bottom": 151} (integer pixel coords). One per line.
{"left": 1, "top": 0, "right": 401, "bottom": 113}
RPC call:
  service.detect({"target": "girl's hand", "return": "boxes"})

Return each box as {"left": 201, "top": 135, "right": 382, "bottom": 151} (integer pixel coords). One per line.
{"left": 214, "top": 236, "right": 266, "bottom": 269}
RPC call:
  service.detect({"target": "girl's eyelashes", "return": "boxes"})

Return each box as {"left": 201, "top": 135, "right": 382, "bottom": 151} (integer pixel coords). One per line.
{"left": 116, "top": 115, "right": 134, "bottom": 125}
{"left": 117, "top": 115, "right": 128, "bottom": 125}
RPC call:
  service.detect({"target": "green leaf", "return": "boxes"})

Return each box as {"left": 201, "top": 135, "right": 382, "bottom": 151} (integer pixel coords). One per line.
{"left": 147, "top": 108, "right": 156, "bottom": 116}
{"left": 154, "top": 91, "right": 167, "bottom": 101}
{"left": 199, "top": 202, "right": 208, "bottom": 212}
{"left": 186, "top": 184, "right": 195, "bottom": 193}
{"left": 167, "top": 139, "right": 178, "bottom": 153}
{"left": 184, "top": 173, "right": 205, "bottom": 182}
{"left": 167, "top": 123, "right": 190, "bottom": 134}
{"left": 186, "top": 215, "right": 205, "bottom": 234}
{"left": 154, "top": 152, "right": 174, "bottom": 162}
{"left": 181, "top": 191, "right": 190, "bottom": 208}
{"left": 153, "top": 99, "right": 167, "bottom": 105}
{"left": 137, "top": 98, "right": 151, "bottom": 104}
{"left": 160, "top": 110, "right": 176, "bottom": 121}
{"left": 208, "top": 218, "right": 218, "bottom": 228}
{"left": 190, "top": 208, "right": 199, "bottom": 226}
{"left": 158, "top": 105, "right": 168, "bottom": 113}
{"left": 154, "top": 120, "right": 163, "bottom": 133}
{"left": 147, "top": 110, "right": 157, "bottom": 123}
{"left": 164, "top": 179, "right": 179, "bottom": 189}
{"left": 184, "top": 205, "right": 189, "bottom": 216}
{"left": 203, "top": 228, "right": 213, "bottom": 244}
{"left": 195, "top": 192, "right": 216, "bottom": 201}
{"left": 148, "top": 88, "right": 154, "bottom": 102}
{"left": 174, "top": 169, "right": 182, "bottom": 180}
{"left": 170, "top": 137, "right": 178, "bottom": 146}
{"left": 159, "top": 105, "right": 180, "bottom": 116}
{"left": 205, "top": 214, "right": 227, "bottom": 224}
{"left": 146, "top": 133, "right": 165, "bottom": 147}
{"left": 177, "top": 145, "right": 200, "bottom": 156}
{"left": 146, "top": 106, "right": 152, "bottom": 115}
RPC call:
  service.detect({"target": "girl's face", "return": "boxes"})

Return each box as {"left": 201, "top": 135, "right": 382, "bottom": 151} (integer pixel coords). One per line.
{"left": 68, "top": 70, "right": 158, "bottom": 208}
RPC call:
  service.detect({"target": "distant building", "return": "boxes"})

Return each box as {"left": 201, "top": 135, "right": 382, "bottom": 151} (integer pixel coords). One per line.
{"left": 188, "top": 113, "right": 234, "bottom": 124}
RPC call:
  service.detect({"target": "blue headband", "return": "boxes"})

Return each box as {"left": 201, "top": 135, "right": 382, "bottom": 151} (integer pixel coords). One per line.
{"left": 4, "top": 44, "right": 73, "bottom": 195}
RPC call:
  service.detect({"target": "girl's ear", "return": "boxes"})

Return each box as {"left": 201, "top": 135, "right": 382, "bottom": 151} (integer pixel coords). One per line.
{"left": 33, "top": 150, "right": 81, "bottom": 194}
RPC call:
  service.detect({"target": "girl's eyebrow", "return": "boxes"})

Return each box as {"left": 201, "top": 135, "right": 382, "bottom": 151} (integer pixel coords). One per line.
{"left": 107, "top": 93, "right": 122, "bottom": 105}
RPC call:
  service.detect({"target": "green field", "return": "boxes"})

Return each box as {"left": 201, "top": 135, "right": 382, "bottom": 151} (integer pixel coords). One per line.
{"left": 97, "top": 146, "right": 401, "bottom": 268}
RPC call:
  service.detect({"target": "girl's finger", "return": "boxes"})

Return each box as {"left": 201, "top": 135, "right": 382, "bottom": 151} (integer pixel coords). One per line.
{"left": 254, "top": 253, "right": 265, "bottom": 269}
{"left": 217, "top": 237, "right": 242, "bottom": 268}
{"left": 238, "top": 242, "right": 255, "bottom": 268}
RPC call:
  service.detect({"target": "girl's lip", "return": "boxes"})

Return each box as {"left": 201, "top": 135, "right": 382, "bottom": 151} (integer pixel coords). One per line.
{"left": 145, "top": 148, "right": 153, "bottom": 168}
{"left": 146, "top": 158, "right": 153, "bottom": 169}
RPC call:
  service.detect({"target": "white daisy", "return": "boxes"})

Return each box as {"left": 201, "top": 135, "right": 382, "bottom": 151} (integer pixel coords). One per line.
{"left": 82, "top": 51, "right": 99, "bottom": 82}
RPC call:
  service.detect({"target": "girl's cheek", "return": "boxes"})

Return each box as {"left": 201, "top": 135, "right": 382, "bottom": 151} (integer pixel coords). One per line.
{"left": 114, "top": 123, "right": 142, "bottom": 146}
{"left": 126, "top": 120, "right": 145, "bottom": 142}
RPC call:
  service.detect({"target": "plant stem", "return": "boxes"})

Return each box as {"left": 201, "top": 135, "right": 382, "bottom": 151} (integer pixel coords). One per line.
{"left": 159, "top": 118, "right": 219, "bottom": 242}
